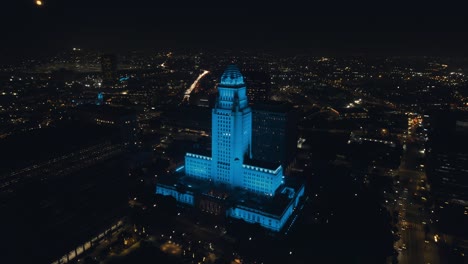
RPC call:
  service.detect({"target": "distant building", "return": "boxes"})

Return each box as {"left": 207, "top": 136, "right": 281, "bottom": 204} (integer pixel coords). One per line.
{"left": 160, "top": 106, "right": 211, "bottom": 133}
{"left": 189, "top": 93, "right": 211, "bottom": 108}
{"left": 243, "top": 71, "right": 271, "bottom": 103}
{"left": 252, "top": 101, "right": 298, "bottom": 167}
{"left": 101, "top": 54, "right": 118, "bottom": 88}
{"left": 96, "top": 92, "right": 104, "bottom": 105}
{"left": 73, "top": 104, "right": 138, "bottom": 144}
{"left": 156, "top": 65, "right": 304, "bottom": 232}
{"left": 337, "top": 107, "right": 369, "bottom": 119}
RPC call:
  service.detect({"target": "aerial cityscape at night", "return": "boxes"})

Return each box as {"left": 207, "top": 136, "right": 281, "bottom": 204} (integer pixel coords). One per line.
{"left": 1, "top": 1, "right": 467, "bottom": 264}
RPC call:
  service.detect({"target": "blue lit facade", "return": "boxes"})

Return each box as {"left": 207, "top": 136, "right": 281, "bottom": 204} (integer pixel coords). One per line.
{"left": 186, "top": 65, "right": 283, "bottom": 195}
{"left": 96, "top": 92, "right": 104, "bottom": 105}
{"left": 156, "top": 65, "right": 304, "bottom": 232}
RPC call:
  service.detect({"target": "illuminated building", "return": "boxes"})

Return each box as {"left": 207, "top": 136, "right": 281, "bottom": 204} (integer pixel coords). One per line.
{"left": 156, "top": 65, "right": 304, "bottom": 232}
{"left": 96, "top": 92, "right": 104, "bottom": 105}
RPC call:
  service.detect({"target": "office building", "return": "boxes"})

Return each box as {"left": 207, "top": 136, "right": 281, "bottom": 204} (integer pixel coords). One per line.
{"left": 156, "top": 65, "right": 304, "bottom": 232}
{"left": 101, "top": 54, "right": 117, "bottom": 88}
{"left": 426, "top": 111, "right": 468, "bottom": 204}
{"left": 252, "top": 101, "right": 298, "bottom": 167}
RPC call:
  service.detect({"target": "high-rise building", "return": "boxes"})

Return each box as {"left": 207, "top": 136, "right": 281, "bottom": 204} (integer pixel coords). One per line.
{"left": 425, "top": 111, "right": 468, "bottom": 244}
{"left": 210, "top": 65, "right": 253, "bottom": 187}
{"left": 252, "top": 101, "right": 298, "bottom": 167}
{"left": 156, "top": 65, "right": 304, "bottom": 232}
{"left": 426, "top": 111, "right": 468, "bottom": 204}
{"left": 101, "top": 54, "right": 117, "bottom": 88}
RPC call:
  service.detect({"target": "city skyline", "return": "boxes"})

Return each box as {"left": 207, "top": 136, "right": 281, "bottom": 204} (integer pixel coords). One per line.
{"left": 1, "top": 47, "right": 467, "bottom": 263}
{"left": 1, "top": 2, "right": 467, "bottom": 263}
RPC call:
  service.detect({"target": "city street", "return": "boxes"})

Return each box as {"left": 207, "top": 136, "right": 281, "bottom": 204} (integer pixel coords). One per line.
{"left": 394, "top": 142, "right": 441, "bottom": 264}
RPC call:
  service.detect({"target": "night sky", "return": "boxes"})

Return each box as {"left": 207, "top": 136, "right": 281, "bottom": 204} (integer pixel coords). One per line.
{"left": 1, "top": 0, "right": 467, "bottom": 62}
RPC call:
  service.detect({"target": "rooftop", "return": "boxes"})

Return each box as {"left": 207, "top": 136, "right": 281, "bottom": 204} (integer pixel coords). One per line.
{"left": 243, "top": 158, "right": 282, "bottom": 171}
{"left": 219, "top": 65, "right": 245, "bottom": 87}
{"left": 157, "top": 171, "right": 301, "bottom": 218}
{"left": 232, "top": 185, "right": 295, "bottom": 217}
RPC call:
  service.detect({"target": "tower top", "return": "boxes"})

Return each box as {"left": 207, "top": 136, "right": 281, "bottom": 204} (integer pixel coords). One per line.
{"left": 219, "top": 65, "right": 244, "bottom": 87}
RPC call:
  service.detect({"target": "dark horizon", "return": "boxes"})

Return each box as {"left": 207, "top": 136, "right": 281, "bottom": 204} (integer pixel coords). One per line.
{"left": 1, "top": 1, "right": 468, "bottom": 63}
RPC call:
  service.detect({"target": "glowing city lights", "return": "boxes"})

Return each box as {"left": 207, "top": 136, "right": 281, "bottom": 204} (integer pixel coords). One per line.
{"left": 183, "top": 70, "right": 209, "bottom": 102}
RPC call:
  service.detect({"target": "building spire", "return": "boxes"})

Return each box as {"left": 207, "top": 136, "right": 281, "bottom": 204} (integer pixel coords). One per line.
{"left": 219, "top": 64, "right": 244, "bottom": 87}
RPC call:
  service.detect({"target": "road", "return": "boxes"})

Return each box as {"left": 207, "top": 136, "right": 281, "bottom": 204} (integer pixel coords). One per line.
{"left": 393, "top": 142, "right": 442, "bottom": 264}
{"left": 183, "top": 70, "right": 210, "bottom": 102}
